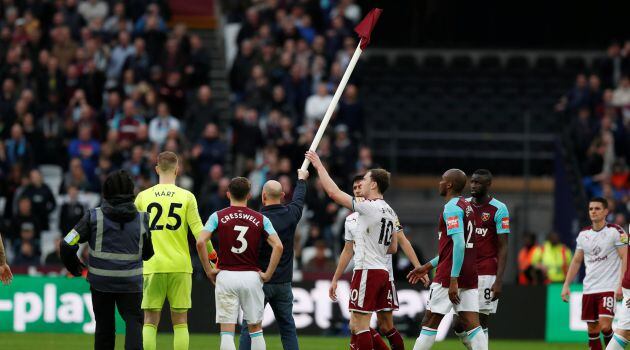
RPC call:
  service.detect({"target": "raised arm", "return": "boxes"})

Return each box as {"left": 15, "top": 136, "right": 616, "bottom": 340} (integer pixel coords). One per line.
{"left": 561, "top": 249, "right": 584, "bottom": 302}
{"left": 305, "top": 151, "right": 353, "bottom": 210}
{"left": 288, "top": 170, "right": 309, "bottom": 221}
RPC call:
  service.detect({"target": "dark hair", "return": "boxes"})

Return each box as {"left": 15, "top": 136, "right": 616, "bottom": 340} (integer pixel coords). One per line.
{"left": 352, "top": 174, "right": 364, "bottom": 184}
{"left": 472, "top": 169, "right": 493, "bottom": 179}
{"left": 589, "top": 197, "right": 608, "bottom": 209}
{"left": 369, "top": 168, "right": 390, "bottom": 194}
{"left": 103, "top": 170, "right": 135, "bottom": 199}
{"left": 228, "top": 177, "right": 251, "bottom": 201}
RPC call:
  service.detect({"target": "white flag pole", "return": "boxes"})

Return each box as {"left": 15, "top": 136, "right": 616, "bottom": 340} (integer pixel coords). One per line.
{"left": 300, "top": 41, "right": 364, "bottom": 171}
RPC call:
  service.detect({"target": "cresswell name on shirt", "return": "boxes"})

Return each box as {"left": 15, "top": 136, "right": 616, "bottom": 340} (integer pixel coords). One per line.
{"left": 220, "top": 212, "right": 261, "bottom": 227}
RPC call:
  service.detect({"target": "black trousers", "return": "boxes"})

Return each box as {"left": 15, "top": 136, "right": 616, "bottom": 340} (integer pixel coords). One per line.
{"left": 91, "top": 287, "right": 142, "bottom": 350}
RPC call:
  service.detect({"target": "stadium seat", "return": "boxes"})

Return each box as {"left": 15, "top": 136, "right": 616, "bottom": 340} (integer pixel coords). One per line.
{"left": 39, "top": 164, "right": 63, "bottom": 194}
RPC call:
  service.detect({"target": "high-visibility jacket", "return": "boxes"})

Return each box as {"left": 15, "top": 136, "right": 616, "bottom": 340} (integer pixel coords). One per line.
{"left": 518, "top": 245, "right": 540, "bottom": 285}
{"left": 532, "top": 241, "right": 572, "bottom": 283}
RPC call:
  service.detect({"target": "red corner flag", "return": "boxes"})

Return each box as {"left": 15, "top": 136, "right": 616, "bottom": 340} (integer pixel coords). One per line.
{"left": 354, "top": 8, "right": 383, "bottom": 50}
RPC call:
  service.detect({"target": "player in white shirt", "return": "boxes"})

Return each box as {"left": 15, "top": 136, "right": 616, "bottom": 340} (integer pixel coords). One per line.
{"left": 562, "top": 197, "right": 628, "bottom": 350}
{"left": 331, "top": 175, "right": 427, "bottom": 350}
{"left": 305, "top": 151, "right": 398, "bottom": 350}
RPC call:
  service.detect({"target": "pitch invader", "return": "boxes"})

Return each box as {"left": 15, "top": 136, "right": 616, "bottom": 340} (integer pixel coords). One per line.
{"left": 331, "top": 175, "right": 426, "bottom": 350}
{"left": 452, "top": 169, "right": 509, "bottom": 348}
{"left": 305, "top": 151, "right": 399, "bottom": 350}
{"left": 135, "top": 152, "right": 217, "bottom": 350}
{"left": 562, "top": 197, "right": 627, "bottom": 350}
{"left": 196, "top": 177, "right": 283, "bottom": 350}
{"left": 408, "top": 169, "right": 487, "bottom": 350}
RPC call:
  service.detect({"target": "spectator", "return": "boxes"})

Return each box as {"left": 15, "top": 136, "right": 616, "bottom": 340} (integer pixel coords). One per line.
{"left": 111, "top": 99, "right": 145, "bottom": 147}
{"left": 39, "top": 110, "right": 64, "bottom": 165}
{"left": 12, "top": 238, "right": 40, "bottom": 267}
{"left": 63, "top": 158, "right": 93, "bottom": 193}
{"left": 148, "top": 102, "right": 180, "bottom": 146}
{"left": 612, "top": 76, "right": 630, "bottom": 108}
{"left": 103, "top": 2, "right": 132, "bottom": 34}
{"left": 303, "top": 240, "right": 335, "bottom": 272}
{"left": 5, "top": 124, "right": 33, "bottom": 168}
{"left": 68, "top": 125, "right": 101, "bottom": 180}
{"left": 184, "top": 85, "right": 219, "bottom": 140}
{"left": 532, "top": 232, "right": 573, "bottom": 284}
{"left": 9, "top": 197, "right": 42, "bottom": 241}
{"left": 335, "top": 84, "right": 363, "bottom": 136}
{"left": 185, "top": 34, "right": 210, "bottom": 88}
{"left": 58, "top": 185, "right": 85, "bottom": 236}
{"left": 21, "top": 169, "right": 57, "bottom": 230}
{"left": 192, "top": 123, "right": 227, "bottom": 183}
{"left": 305, "top": 82, "right": 333, "bottom": 124}
{"left": 159, "top": 71, "right": 186, "bottom": 118}
{"left": 45, "top": 238, "right": 63, "bottom": 266}
{"left": 232, "top": 107, "right": 264, "bottom": 177}
{"left": 124, "top": 38, "right": 151, "bottom": 82}
{"left": 518, "top": 233, "right": 544, "bottom": 285}
{"left": 207, "top": 177, "right": 230, "bottom": 214}
{"left": 51, "top": 26, "right": 78, "bottom": 71}
{"left": 78, "top": 0, "right": 109, "bottom": 23}
{"left": 106, "top": 31, "right": 135, "bottom": 88}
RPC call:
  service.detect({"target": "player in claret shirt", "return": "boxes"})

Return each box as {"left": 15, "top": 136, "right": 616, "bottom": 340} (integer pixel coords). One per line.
{"left": 452, "top": 169, "right": 509, "bottom": 348}
{"left": 408, "top": 169, "right": 487, "bottom": 350}
{"left": 196, "top": 177, "right": 283, "bottom": 350}
{"left": 562, "top": 197, "right": 627, "bottom": 350}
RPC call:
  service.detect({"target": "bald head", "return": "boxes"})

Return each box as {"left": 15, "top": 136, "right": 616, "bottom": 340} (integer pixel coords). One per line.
{"left": 444, "top": 168, "right": 467, "bottom": 194}
{"left": 262, "top": 180, "right": 284, "bottom": 205}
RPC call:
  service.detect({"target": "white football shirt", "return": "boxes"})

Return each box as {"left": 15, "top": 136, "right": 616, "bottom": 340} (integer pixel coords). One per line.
{"left": 344, "top": 212, "right": 395, "bottom": 280}
{"left": 576, "top": 224, "right": 625, "bottom": 294}
{"left": 347, "top": 198, "right": 401, "bottom": 272}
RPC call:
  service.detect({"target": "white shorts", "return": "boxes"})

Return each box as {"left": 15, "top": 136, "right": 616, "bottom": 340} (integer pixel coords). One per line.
{"left": 426, "top": 282, "right": 479, "bottom": 315}
{"left": 617, "top": 288, "right": 630, "bottom": 330}
{"left": 478, "top": 275, "right": 499, "bottom": 315}
{"left": 215, "top": 270, "right": 264, "bottom": 324}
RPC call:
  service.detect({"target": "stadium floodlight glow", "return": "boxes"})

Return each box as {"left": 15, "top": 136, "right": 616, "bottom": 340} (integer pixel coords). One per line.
{"left": 300, "top": 8, "right": 383, "bottom": 171}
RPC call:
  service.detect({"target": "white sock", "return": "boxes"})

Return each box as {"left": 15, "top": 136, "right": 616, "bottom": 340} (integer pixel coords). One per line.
{"left": 607, "top": 334, "right": 629, "bottom": 350}
{"left": 413, "top": 327, "right": 437, "bottom": 350}
{"left": 220, "top": 331, "right": 236, "bottom": 350}
{"left": 455, "top": 331, "right": 473, "bottom": 350}
{"left": 468, "top": 326, "right": 488, "bottom": 350}
{"left": 250, "top": 330, "right": 266, "bottom": 350}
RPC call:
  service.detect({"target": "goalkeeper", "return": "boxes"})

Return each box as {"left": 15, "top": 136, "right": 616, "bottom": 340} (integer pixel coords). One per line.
{"left": 135, "top": 152, "right": 217, "bottom": 350}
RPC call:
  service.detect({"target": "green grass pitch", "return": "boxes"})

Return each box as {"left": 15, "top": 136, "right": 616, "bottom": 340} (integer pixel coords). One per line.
{"left": 0, "top": 333, "right": 584, "bottom": 349}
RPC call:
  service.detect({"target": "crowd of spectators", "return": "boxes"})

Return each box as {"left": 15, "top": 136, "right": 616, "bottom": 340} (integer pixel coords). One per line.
{"left": 559, "top": 41, "right": 630, "bottom": 230}
{"left": 0, "top": 0, "right": 374, "bottom": 276}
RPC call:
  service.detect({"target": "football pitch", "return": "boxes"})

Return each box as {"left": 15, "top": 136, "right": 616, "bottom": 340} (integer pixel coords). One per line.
{"left": 0, "top": 333, "right": 584, "bottom": 349}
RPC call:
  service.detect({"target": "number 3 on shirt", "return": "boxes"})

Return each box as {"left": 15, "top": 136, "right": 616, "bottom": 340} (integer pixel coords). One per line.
{"left": 231, "top": 225, "right": 249, "bottom": 254}
{"left": 465, "top": 221, "right": 474, "bottom": 249}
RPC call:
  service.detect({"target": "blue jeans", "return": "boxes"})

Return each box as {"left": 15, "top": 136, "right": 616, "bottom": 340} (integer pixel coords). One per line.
{"left": 238, "top": 282, "right": 299, "bottom": 350}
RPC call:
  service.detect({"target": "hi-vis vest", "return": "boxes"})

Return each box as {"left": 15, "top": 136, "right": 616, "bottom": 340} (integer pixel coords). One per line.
{"left": 87, "top": 208, "right": 149, "bottom": 293}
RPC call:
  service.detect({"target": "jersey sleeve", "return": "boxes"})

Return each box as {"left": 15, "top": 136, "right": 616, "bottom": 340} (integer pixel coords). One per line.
{"left": 134, "top": 191, "right": 144, "bottom": 211}
{"left": 495, "top": 203, "right": 510, "bottom": 234}
{"left": 394, "top": 216, "right": 403, "bottom": 233}
{"left": 204, "top": 212, "right": 219, "bottom": 232}
{"left": 63, "top": 211, "right": 91, "bottom": 246}
{"left": 443, "top": 207, "right": 465, "bottom": 236}
{"left": 613, "top": 226, "right": 627, "bottom": 247}
{"left": 263, "top": 215, "right": 277, "bottom": 235}
{"left": 575, "top": 234, "right": 584, "bottom": 251}
{"left": 344, "top": 217, "right": 354, "bottom": 241}
{"left": 186, "top": 193, "right": 204, "bottom": 237}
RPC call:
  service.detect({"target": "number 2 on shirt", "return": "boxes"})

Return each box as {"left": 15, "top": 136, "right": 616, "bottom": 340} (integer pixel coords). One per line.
{"left": 465, "top": 221, "right": 474, "bottom": 249}
{"left": 231, "top": 225, "right": 249, "bottom": 254}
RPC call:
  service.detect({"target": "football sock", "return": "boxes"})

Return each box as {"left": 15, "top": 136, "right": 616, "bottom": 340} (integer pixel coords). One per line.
{"left": 250, "top": 330, "right": 266, "bottom": 350}
{"left": 604, "top": 330, "right": 614, "bottom": 346}
{"left": 355, "top": 329, "right": 374, "bottom": 350}
{"left": 370, "top": 328, "right": 390, "bottom": 350}
{"left": 589, "top": 332, "right": 603, "bottom": 350}
{"left": 606, "top": 334, "right": 628, "bottom": 350}
{"left": 142, "top": 324, "right": 157, "bottom": 350}
{"left": 455, "top": 330, "right": 473, "bottom": 350}
{"left": 220, "top": 331, "right": 236, "bottom": 350}
{"left": 413, "top": 327, "right": 437, "bottom": 350}
{"left": 384, "top": 327, "right": 405, "bottom": 350}
{"left": 468, "top": 326, "right": 488, "bottom": 350}
{"left": 173, "top": 323, "right": 189, "bottom": 350}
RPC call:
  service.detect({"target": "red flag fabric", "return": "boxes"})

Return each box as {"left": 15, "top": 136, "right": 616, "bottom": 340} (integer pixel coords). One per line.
{"left": 354, "top": 8, "right": 383, "bottom": 50}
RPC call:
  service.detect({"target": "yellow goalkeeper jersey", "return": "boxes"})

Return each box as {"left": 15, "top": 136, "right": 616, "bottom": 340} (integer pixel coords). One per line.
{"left": 135, "top": 183, "right": 212, "bottom": 274}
